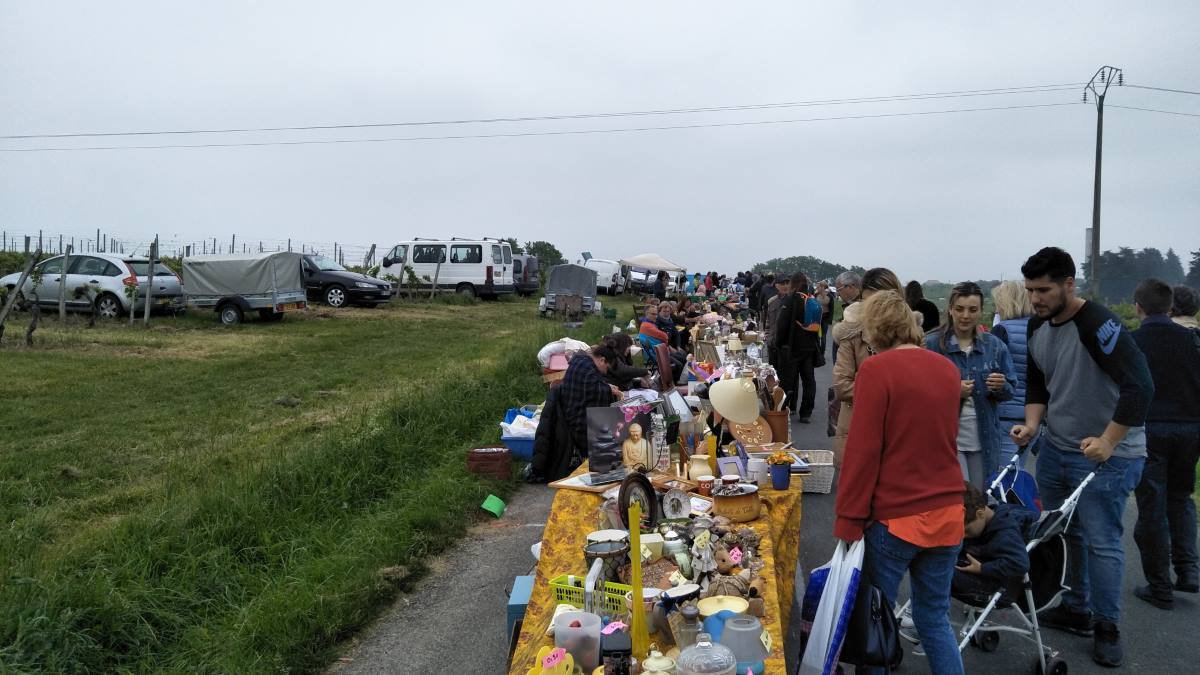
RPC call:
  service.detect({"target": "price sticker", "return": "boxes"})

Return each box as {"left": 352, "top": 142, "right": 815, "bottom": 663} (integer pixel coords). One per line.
{"left": 760, "top": 629, "right": 774, "bottom": 653}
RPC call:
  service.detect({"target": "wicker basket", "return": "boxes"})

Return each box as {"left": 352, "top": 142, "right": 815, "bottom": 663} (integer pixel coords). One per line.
{"left": 796, "top": 449, "right": 835, "bottom": 494}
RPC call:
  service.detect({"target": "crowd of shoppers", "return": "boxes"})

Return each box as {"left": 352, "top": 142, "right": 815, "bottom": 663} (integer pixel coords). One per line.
{"left": 831, "top": 246, "right": 1198, "bottom": 671}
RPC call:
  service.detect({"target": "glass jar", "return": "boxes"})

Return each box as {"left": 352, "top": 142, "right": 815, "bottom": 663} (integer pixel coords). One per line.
{"left": 674, "top": 604, "right": 702, "bottom": 650}
{"left": 675, "top": 632, "right": 737, "bottom": 675}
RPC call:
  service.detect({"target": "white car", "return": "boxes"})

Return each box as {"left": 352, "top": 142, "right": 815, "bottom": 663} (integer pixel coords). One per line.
{"left": 1, "top": 252, "right": 183, "bottom": 317}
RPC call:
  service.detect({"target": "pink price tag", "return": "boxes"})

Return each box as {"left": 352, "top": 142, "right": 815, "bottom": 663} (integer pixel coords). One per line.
{"left": 729, "top": 546, "right": 743, "bottom": 565}
{"left": 601, "top": 621, "right": 628, "bottom": 635}
{"left": 542, "top": 648, "right": 566, "bottom": 667}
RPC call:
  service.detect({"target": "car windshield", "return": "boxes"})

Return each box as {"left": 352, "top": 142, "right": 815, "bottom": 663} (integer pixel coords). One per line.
{"left": 124, "top": 261, "right": 176, "bottom": 277}
{"left": 309, "top": 255, "right": 346, "bottom": 272}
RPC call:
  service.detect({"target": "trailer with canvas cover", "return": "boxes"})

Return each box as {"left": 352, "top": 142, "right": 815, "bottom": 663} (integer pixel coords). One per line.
{"left": 182, "top": 251, "right": 308, "bottom": 325}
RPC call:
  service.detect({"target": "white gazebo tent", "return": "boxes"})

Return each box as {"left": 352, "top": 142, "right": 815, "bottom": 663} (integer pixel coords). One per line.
{"left": 619, "top": 253, "right": 686, "bottom": 272}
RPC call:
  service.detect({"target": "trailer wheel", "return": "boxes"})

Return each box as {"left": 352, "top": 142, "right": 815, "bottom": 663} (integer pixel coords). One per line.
{"left": 218, "top": 303, "right": 244, "bottom": 326}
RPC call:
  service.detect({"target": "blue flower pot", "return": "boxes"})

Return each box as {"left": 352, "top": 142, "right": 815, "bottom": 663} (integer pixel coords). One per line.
{"left": 769, "top": 463, "right": 791, "bottom": 490}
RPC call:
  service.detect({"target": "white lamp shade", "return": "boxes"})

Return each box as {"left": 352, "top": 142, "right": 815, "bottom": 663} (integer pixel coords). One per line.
{"left": 709, "top": 377, "right": 760, "bottom": 425}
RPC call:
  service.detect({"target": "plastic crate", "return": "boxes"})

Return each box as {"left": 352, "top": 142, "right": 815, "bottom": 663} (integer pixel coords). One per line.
{"left": 548, "top": 574, "right": 632, "bottom": 617}
{"left": 501, "top": 436, "right": 535, "bottom": 461}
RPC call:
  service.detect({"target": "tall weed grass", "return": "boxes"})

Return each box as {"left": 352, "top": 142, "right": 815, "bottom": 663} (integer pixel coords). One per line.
{"left": 1, "top": 307, "right": 613, "bottom": 673}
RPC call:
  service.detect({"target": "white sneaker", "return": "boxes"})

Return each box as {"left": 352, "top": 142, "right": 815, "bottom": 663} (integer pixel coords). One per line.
{"left": 899, "top": 605, "right": 915, "bottom": 630}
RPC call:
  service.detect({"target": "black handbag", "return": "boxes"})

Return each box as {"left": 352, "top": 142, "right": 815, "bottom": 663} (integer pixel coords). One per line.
{"left": 839, "top": 577, "right": 903, "bottom": 670}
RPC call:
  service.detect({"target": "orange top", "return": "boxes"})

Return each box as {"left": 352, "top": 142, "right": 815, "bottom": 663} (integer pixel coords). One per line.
{"left": 880, "top": 503, "right": 965, "bottom": 548}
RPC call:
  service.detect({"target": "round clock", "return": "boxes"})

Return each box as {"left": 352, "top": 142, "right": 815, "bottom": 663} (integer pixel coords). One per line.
{"left": 618, "top": 472, "right": 659, "bottom": 530}
{"left": 661, "top": 488, "right": 691, "bottom": 520}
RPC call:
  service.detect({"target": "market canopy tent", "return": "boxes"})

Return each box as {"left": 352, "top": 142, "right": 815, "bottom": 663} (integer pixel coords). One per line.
{"left": 619, "top": 253, "right": 686, "bottom": 273}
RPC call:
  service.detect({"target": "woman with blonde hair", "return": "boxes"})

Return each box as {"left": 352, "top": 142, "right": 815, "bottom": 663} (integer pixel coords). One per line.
{"left": 990, "top": 280, "right": 1038, "bottom": 465}
{"left": 831, "top": 267, "right": 909, "bottom": 466}
{"left": 835, "top": 290, "right": 966, "bottom": 675}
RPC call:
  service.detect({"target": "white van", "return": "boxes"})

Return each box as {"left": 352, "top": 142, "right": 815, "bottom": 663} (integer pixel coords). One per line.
{"left": 379, "top": 239, "right": 514, "bottom": 298}
{"left": 582, "top": 258, "right": 628, "bottom": 295}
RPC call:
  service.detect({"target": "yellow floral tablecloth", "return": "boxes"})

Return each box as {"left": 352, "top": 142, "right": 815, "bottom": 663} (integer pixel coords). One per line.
{"left": 509, "top": 469, "right": 803, "bottom": 673}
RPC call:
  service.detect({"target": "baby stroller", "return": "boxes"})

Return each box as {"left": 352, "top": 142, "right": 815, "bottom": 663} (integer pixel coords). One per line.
{"left": 987, "top": 447, "right": 1042, "bottom": 516}
{"left": 952, "top": 466, "right": 1099, "bottom": 675}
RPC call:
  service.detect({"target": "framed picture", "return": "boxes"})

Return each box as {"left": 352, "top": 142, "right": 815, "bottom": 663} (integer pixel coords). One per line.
{"left": 716, "top": 455, "right": 745, "bottom": 478}
{"left": 588, "top": 406, "right": 655, "bottom": 473}
{"left": 649, "top": 474, "right": 697, "bottom": 493}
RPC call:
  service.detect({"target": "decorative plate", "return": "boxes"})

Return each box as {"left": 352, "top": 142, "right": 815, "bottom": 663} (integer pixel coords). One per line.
{"left": 729, "top": 416, "right": 773, "bottom": 445}
{"left": 618, "top": 471, "right": 659, "bottom": 530}
{"left": 661, "top": 488, "right": 690, "bottom": 520}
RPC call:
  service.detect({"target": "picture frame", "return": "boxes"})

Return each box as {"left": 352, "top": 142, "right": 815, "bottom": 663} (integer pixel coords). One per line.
{"left": 648, "top": 474, "right": 697, "bottom": 493}
{"left": 715, "top": 455, "right": 745, "bottom": 478}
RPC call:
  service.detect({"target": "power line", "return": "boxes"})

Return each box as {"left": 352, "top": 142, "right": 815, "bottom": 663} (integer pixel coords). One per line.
{"left": 1108, "top": 104, "right": 1200, "bottom": 118}
{"left": 0, "top": 101, "right": 1080, "bottom": 153}
{"left": 1124, "top": 84, "right": 1200, "bottom": 96}
{"left": 0, "top": 83, "right": 1083, "bottom": 140}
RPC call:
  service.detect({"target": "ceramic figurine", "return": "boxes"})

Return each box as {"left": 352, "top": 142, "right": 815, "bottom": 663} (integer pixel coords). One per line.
{"left": 689, "top": 530, "right": 717, "bottom": 587}
{"left": 622, "top": 423, "right": 651, "bottom": 469}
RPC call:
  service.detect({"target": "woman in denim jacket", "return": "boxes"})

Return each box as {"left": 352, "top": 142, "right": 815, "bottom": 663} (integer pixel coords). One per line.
{"left": 925, "top": 282, "right": 1019, "bottom": 488}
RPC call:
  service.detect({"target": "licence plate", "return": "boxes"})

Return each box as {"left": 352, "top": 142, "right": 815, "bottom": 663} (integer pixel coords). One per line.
{"left": 157, "top": 297, "right": 172, "bottom": 305}
{"left": 279, "top": 302, "right": 300, "bottom": 311}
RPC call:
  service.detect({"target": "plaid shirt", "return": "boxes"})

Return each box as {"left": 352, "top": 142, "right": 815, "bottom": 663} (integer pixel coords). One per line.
{"left": 560, "top": 353, "right": 615, "bottom": 441}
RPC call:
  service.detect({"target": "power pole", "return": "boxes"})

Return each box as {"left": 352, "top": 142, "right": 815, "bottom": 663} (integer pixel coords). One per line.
{"left": 1083, "top": 65, "right": 1123, "bottom": 301}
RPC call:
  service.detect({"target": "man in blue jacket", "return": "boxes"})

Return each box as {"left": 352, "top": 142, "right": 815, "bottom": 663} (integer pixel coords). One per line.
{"left": 1011, "top": 247, "right": 1154, "bottom": 668}
{"left": 1130, "top": 278, "right": 1200, "bottom": 610}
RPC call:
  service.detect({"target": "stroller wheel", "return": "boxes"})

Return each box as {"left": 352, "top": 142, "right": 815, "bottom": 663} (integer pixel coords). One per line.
{"left": 1034, "top": 656, "right": 1068, "bottom": 675}
{"left": 970, "top": 630, "right": 1000, "bottom": 652}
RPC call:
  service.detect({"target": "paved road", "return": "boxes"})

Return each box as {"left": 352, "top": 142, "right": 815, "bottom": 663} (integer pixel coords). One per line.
{"left": 336, "top": 343, "right": 1197, "bottom": 673}
{"left": 789, "top": 348, "right": 1198, "bottom": 674}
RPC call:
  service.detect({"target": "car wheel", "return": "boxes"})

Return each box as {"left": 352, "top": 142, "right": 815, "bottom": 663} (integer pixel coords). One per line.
{"left": 218, "top": 304, "right": 244, "bottom": 326}
{"left": 258, "top": 309, "right": 284, "bottom": 321}
{"left": 324, "top": 285, "right": 347, "bottom": 308}
{"left": 95, "top": 293, "right": 123, "bottom": 319}
{"left": 456, "top": 283, "right": 476, "bottom": 299}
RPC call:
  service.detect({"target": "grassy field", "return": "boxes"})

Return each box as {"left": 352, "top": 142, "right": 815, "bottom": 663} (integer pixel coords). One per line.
{"left": 0, "top": 296, "right": 616, "bottom": 673}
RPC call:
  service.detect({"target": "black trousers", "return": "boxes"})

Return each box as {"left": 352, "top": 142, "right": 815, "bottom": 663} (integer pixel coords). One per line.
{"left": 780, "top": 348, "right": 817, "bottom": 418}
{"left": 1134, "top": 421, "right": 1200, "bottom": 593}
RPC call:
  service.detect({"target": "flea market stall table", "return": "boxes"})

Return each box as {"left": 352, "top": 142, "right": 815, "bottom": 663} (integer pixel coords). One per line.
{"left": 509, "top": 465, "right": 803, "bottom": 673}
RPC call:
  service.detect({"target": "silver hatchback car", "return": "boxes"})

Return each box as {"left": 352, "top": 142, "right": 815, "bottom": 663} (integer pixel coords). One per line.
{"left": 0, "top": 253, "right": 184, "bottom": 317}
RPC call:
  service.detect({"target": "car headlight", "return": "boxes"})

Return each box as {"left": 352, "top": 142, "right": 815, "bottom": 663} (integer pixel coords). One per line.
{"left": 354, "top": 282, "right": 375, "bottom": 288}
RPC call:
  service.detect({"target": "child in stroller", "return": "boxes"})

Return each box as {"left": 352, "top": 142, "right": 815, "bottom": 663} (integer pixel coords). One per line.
{"left": 954, "top": 482, "right": 1039, "bottom": 605}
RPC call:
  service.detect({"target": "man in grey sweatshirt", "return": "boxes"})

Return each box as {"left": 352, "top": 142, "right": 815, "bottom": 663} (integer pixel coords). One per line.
{"left": 1011, "top": 247, "right": 1154, "bottom": 669}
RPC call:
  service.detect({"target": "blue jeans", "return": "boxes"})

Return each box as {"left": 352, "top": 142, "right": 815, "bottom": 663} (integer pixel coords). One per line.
{"left": 1036, "top": 445, "right": 1144, "bottom": 624}
{"left": 1134, "top": 422, "right": 1200, "bottom": 593}
{"left": 861, "top": 523, "right": 964, "bottom": 675}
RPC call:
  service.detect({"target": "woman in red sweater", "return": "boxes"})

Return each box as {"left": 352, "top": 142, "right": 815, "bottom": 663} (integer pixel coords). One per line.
{"left": 834, "top": 290, "right": 965, "bottom": 675}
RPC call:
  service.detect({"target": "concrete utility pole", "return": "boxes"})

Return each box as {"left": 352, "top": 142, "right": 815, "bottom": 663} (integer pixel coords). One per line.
{"left": 1083, "top": 65, "right": 1123, "bottom": 301}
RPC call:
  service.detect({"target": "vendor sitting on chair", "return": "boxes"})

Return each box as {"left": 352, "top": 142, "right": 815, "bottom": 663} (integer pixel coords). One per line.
{"left": 639, "top": 305, "right": 686, "bottom": 384}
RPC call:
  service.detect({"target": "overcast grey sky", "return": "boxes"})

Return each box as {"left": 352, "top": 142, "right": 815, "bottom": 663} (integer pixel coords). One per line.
{"left": 2, "top": 2, "right": 1197, "bottom": 282}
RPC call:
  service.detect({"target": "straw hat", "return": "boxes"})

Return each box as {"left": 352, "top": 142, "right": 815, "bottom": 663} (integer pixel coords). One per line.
{"left": 709, "top": 377, "right": 759, "bottom": 424}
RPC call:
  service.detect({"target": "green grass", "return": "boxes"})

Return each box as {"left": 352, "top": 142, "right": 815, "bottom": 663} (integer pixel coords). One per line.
{"left": 0, "top": 297, "right": 617, "bottom": 673}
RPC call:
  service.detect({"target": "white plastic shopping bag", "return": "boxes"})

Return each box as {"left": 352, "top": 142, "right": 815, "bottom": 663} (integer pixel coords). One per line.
{"left": 799, "top": 539, "right": 865, "bottom": 675}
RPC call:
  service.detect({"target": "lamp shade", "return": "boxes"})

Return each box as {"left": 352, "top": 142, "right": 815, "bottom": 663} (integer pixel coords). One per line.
{"left": 709, "top": 377, "right": 759, "bottom": 425}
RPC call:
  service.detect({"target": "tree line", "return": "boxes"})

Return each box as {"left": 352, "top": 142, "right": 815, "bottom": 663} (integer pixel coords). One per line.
{"left": 1083, "top": 247, "right": 1200, "bottom": 303}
